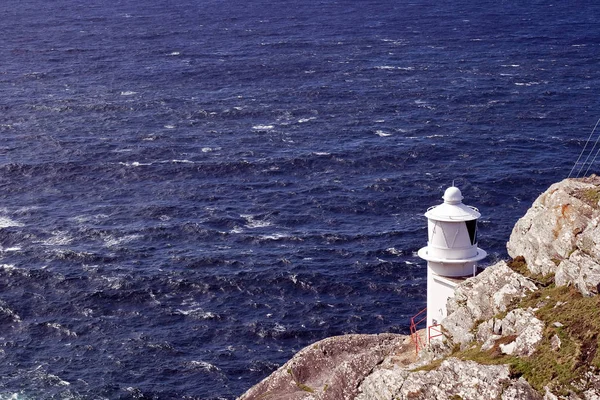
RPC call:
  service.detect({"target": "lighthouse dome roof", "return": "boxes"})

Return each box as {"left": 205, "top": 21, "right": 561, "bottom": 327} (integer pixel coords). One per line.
{"left": 424, "top": 186, "right": 481, "bottom": 221}
{"left": 443, "top": 186, "right": 463, "bottom": 204}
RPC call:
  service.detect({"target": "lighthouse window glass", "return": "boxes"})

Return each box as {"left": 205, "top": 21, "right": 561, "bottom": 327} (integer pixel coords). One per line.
{"left": 465, "top": 220, "right": 477, "bottom": 245}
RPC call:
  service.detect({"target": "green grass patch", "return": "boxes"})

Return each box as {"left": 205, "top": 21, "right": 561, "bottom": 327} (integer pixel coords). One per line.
{"left": 287, "top": 367, "right": 316, "bottom": 393}
{"left": 410, "top": 358, "right": 443, "bottom": 373}
{"left": 575, "top": 188, "right": 600, "bottom": 208}
{"left": 296, "top": 383, "right": 315, "bottom": 393}
{"left": 506, "top": 256, "right": 555, "bottom": 287}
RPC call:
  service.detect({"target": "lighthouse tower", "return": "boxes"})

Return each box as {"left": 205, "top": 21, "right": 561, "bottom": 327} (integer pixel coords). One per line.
{"left": 417, "top": 186, "right": 486, "bottom": 339}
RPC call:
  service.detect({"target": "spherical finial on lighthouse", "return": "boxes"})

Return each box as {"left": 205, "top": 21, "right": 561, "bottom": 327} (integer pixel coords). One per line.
{"left": 443, "top": 186, "right": 463, "bottom": 204}
{"left": 417, "top": 185, "right": 487, "bottom": 342}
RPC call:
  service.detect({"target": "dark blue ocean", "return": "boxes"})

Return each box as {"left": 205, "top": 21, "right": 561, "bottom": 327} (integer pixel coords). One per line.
{"left": 0, "top": 0, "right": 598, "bottom": 398}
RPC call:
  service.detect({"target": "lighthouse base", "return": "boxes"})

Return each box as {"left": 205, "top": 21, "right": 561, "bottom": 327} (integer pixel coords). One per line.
{"left": 426, "top": 267, "right": 481, "bottom": 341}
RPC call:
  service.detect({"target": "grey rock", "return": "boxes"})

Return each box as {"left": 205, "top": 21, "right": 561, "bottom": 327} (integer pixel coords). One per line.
{"left": 355, "top": 366, "right": 409, "bottom": 400}
{"left": 443, "top": 261, "right": 537, "bottom": 347}
{"left": 507, "top": 177, "right": 600, "bottom": 290}
{"left": 502, "top": 378, "right": 544, "bottom": 400}
{"left": 399, "top": 359, "right": 510, "bottom": 399}
{"left": 238, "top": 333, "right": 406, "bottom": 400}
{"left": 476, "top": 308, "right": 543, "bottom": 356}
{"left": 556, "top": 250, "right": 600, "bottom": 296}
{"left": 501, "top": 309, "right": 544, "bottom": 356}
{"left": 544, "top": 387, "right": 560, "bottom": 400}
{"left": 581, "top": 371, "right": 600, "bottom": 400}
{"left": 358, "top": 358, "right": 540, "bottom": 400}
{"left": 551, "top": 334, "right": 561, "bottom": 352}
{"left": 476, "top": 318, "right": 497, "bottom": 347}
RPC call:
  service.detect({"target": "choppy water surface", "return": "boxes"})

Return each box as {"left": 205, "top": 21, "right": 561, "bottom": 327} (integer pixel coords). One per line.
{"left": 0, "top": 0, "right": 599, "bottom": 398}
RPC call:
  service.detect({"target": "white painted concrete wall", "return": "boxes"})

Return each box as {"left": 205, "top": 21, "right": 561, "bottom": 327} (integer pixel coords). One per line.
{"left": 426, "top": 271, "right": 458, "bottom": 340}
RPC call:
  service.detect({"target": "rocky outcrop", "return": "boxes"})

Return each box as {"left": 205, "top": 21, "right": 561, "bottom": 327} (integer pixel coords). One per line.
{"left": 357, "top": 358, "right": 541, "bottom": 400}
{"left": 442, "top": 260, "right": 537, "bottom": 347}
{"left": 507, "top": 176, "right": 600, "bottom": 295}
{"left": 238, "top": 333, "right": 407, "bottom": 400}
{"left": 477, "top": 308, "right": 544, "bottom": 356}
{"left": 555, "top": 249, "right": 600, "bottom": 296}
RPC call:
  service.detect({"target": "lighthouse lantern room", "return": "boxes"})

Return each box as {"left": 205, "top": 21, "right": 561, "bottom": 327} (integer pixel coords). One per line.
{"left": 417, "top": 186, "right": 486, "bottom": 339}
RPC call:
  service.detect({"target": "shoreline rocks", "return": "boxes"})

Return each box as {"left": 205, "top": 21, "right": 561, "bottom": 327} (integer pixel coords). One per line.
{"left": 239, "top": 333, "right": 408, "bottom": 400}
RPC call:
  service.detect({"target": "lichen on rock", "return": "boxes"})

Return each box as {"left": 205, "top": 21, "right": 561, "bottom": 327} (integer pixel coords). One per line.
{"left": 507, "top": 176, "right": 600, "bottom": 294}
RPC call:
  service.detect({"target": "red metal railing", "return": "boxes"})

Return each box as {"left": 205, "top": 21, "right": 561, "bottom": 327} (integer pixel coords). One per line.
{"left": 428, "top": 324, "right": 443, "bottom": 342}
{"left": 410, "top": 307, "right": 427, "bottom": 355}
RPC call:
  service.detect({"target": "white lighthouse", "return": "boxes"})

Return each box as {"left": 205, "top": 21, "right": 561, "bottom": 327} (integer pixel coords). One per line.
{"left": 417, "top": 186, "right": 486, "bottom": 340}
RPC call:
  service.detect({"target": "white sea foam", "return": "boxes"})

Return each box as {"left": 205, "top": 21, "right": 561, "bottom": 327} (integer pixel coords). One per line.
{"left": 46, "top": 373, "right": 70, "bottom": 386}
{"left": 175, "top": 307, "right": 219, "bottom": 320}
{"left": 164, "top": 124, "right": 176, "bottom": 129}
{"left": 0, "top": 217, "right": 23, "bottom": 228}
{"left": 386, "top": 247, "right": 402, "bottom": 255}
{"left": 118, "top": 161, "right": 152, "bottom": 167}
{"left": 46, "top": 322, "right": 77, "bottom": 337}
{"left": 42, "top": 231, "right": 73, "bottom": 246}
{"left": 102, "top": 276, "right": 125, "bottom": 290}
{"left": 515, "top": 81, "right": 543, "bottom": 86}
{"left": 375, "top": 65, "right": 397, "bottom": 70}
{"left": 171, "top": 159, "right": 194, "bottom": 164}
{"left": 168, "top": 51, "right": 181, "bottom": 56}
{"left": 241, "top": 214, "right": 272, "bottom": 228}
{"left": 0, "top": 300, "right": 21, "bottom": 322}
{"left": 2, "top": 247, "right": 21, "bottom": 252}
{"left": 187, "top": 360, "right": 221, "bottom": 372}
{"left": 375, "top": 130, "right": 392, "bottom": 137}
{"left": 70, "top": 214, "right": 109, "bottom": 224}
{"left": 252, "top": 125, "right": 274, "bottom": 131}
{"left": 0, "top": 393, "right": 29, "bottom": 400}
{"left": 381, "top": 38, "right": 406, "bottom": 45}
{"left": 104, "top": 234, "right": 141, "bottom": 248}
{"left": 259, "top": 233, "right": 288, "bottom": 240}
{"left": 120, "top": 91, "right": 137, "bottom": 96}
{"left": 298, "top": 117, "right": 316, "bottom": 123}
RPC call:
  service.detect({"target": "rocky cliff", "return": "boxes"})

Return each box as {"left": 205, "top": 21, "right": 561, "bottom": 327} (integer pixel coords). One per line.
{"left": 239, "top": 176, "right": 600, "bottom": 400}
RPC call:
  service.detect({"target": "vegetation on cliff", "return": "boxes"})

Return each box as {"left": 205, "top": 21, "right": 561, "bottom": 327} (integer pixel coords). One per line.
{"left": 447, "top": 257, "right": 600, "bottom": 396}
